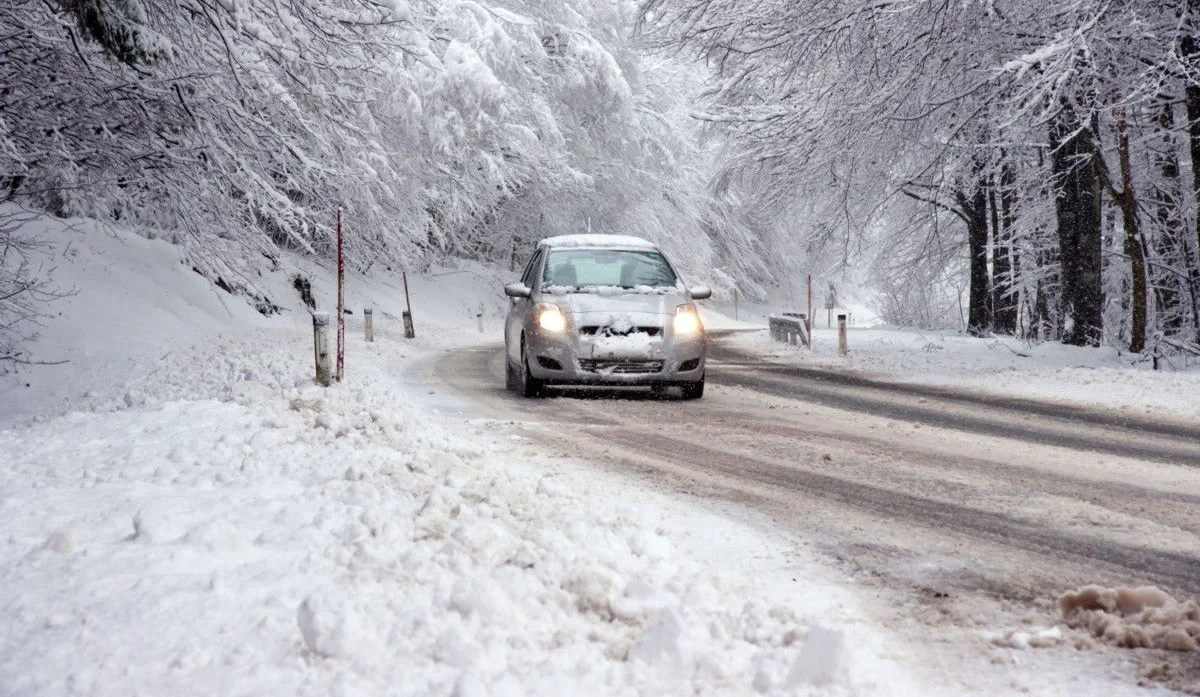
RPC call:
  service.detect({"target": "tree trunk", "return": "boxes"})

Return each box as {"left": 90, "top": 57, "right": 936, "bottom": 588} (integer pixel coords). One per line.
{"left": 1182, "top": 12, "right": 1200, "bottom": 341}
{"left": 957, "top": 179, "right": 991, "bottom": 336}
{"left": 1151, "top": 99, "right": 1188, "bottom": 334}
{"left": 990, "top": 161, "right": 1018, "bottom": 334}
{"left": 1114, "top": 105, "right": 1147, "bottom": 353}
{"left": 1049, "top": 101, "right": 1104, "bottom": 347}
{"left": 1031, "top": 245, "right": 1058, "bottom": 341}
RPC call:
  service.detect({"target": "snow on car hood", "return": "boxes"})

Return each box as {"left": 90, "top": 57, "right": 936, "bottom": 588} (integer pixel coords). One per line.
{"left": 543, "top": 286, "right": 685, "bottom": 318}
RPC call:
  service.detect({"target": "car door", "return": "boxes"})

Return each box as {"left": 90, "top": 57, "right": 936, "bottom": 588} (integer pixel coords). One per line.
{"left": 506, "top": 248, "right": 543, "bottom": 364}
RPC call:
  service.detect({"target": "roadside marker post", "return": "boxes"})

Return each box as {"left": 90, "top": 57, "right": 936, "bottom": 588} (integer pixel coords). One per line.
{"left": 312, "top": 312, "right": 332, "bottom": 386}
{"left": 364, "top": 308, "right": 374, "bottom": 342}
{"left": 807, "top": 274, "right": 813, "bottom": 340}
{"left": 838, "top": 313, "right": 848, "bottom": 356}
{"left": 402, "top": 271, "right": 416, "bottom": 339}
{"left": 336, "top": 209, "right": 345, "bottom": 382}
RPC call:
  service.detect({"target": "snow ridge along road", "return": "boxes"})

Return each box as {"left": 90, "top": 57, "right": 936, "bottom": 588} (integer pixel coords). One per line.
{"left": 431, "top": 336, "right": 1200, "bottom": 689}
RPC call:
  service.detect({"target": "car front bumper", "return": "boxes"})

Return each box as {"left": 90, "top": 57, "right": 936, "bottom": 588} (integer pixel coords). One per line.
{"left": 525, "top": 326, "right": 706, "bottom": 385}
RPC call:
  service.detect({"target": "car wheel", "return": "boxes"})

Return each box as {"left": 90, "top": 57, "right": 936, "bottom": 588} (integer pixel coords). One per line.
{"left": 680, "top": 375, "right": 704, "bottom": 400}
{"left": 520, "top": 337, "right": 545, "bottom": 398}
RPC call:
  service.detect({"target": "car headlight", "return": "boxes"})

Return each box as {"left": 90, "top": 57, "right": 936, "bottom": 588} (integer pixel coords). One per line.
{"left": 537, "top": 303, "right": 568, "bottom": 332}
{"left": 673, "top": 303, "right": 702, "bottom": 334}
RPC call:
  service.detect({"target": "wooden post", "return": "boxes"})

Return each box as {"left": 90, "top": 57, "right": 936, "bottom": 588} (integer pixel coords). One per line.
{"left": 364, "top": 308, "right": 374, "bottom": 342}
{"left": 838, "top": 313, "right": 848, "bottom": 356}
{"left": 313, "top": 312, "right": 332, "bottom": 386}
{"left": 807, "top": 274, "right": 813, "bottom": 339}
{"left": 402, "top": 271, "right": 415, "bottom": 339}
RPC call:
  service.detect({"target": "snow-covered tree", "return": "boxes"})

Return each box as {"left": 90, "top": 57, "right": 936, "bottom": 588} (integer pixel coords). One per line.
{"left": 639, "top": 0, "right": 1200, "bottom": 355}
{"left": 2, "top": 0, "right": 728, "bottom": 331}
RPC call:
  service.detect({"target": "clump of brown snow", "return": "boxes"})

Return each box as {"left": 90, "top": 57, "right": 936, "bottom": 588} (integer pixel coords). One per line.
{"left": 1059, "top": 585, "right": 1200, "bottom": 651}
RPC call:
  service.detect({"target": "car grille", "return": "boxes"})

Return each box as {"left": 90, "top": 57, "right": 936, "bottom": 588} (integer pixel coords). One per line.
{"left": 578, "top": 359, "right": 664, "bottom": 374}
{"left": 579, "top": 325, "right": 662, "bottom": 337}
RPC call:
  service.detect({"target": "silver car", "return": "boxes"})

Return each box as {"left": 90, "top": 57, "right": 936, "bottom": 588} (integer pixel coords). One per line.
{"left": 503, "top": 234, "right": 711, "bottom": 399}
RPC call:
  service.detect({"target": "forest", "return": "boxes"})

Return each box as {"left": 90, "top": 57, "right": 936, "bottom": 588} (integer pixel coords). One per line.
{"left": 4, "top": 0, "right": 1200, "bottom": 363}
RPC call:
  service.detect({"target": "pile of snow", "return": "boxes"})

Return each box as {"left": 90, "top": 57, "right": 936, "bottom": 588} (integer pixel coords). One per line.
{"left": 1059, "top": 586, "right": 1200, "bottom": 652}
{"left": 593, "top": 331, "right": 658, "bottom": 358}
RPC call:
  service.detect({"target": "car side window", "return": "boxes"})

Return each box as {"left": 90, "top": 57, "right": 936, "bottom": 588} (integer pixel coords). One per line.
{"left": 520, "top": 250, "right": 543, "bottom": 288}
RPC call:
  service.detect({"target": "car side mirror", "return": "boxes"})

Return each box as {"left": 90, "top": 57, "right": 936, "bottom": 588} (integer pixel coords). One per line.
{"left": 504, "top": 282, "right": 532, "bottom": 298}
{"left": 688, "top": 285, "right": 712, "bottom": 300}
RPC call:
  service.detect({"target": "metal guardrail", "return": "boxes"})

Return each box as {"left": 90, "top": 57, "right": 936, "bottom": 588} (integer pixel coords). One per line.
{"left": 768, "top": 312, "right": 809, "bottom": 348}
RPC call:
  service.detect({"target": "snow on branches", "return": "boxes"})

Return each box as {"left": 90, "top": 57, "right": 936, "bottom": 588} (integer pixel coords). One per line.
{"left": 2, "top": 0, "right": 724, "bottom": 319}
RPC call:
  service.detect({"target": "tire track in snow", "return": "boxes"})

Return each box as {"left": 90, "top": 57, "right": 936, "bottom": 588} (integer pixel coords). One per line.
{"left": 708, "top": 344, "right": 1200, "bottom": 467}
{"left": 587, "top": 427, "right": 1200, "bottom": 598}
{"left": 681, "top": 408, "right": 1200, "bottom": 537}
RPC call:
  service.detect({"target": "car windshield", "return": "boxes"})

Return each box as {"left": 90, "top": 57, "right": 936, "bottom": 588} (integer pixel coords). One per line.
{"left": 542, "top": 249, "right": 677, "bottom": 290}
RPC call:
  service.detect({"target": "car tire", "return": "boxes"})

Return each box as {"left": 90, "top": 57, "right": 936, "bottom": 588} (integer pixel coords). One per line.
{"left": 520, "top": 337, "right": 545, "bottom": 398}
{"left": 680, "top": 375, "right": 704, "bottom": 400}
{"left": 505, "top": 351, "right": 519, "bottom": 391}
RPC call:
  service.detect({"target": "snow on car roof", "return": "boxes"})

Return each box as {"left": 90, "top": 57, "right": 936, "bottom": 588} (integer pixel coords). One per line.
{"left": 537, "top": 234, "right": 658, "bottom": 250}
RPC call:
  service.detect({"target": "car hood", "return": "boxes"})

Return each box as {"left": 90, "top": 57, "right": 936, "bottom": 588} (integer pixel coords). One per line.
{"left": 544, "top": 288, "right": 686, "bottom": 318}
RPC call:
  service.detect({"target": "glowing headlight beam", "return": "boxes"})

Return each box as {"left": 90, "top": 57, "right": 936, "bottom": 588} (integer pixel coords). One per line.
{"left": 673, "top": 303, "right": 702, "bottom": 334}
{"left": 537, "top": 304, "right": 568, "bottom": 332}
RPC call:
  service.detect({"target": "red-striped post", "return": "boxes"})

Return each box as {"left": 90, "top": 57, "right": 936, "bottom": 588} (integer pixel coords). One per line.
{"left": 402, "top": 271, "right": 415, "bottom": 339}
{"left": 336, "top": 208, "right": 345, "bottom": 382}
{"left": 807, "top": 273, "right": 813, "bottom": 340}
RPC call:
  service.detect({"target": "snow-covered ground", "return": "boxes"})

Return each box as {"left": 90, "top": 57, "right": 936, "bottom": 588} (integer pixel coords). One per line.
{"left": 7, "top": 330, "right": 913, "bottom": 696}
{"left": 2, "top": 213, "right": 1194, "bottom": 696}
{"left": 0, "top": 215, "right": 927, "bottom": 697}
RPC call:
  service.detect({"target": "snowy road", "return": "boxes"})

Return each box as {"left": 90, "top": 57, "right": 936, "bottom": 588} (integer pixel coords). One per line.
{"left": 425, "top": 334, "right": 1200, "bottom": 680}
